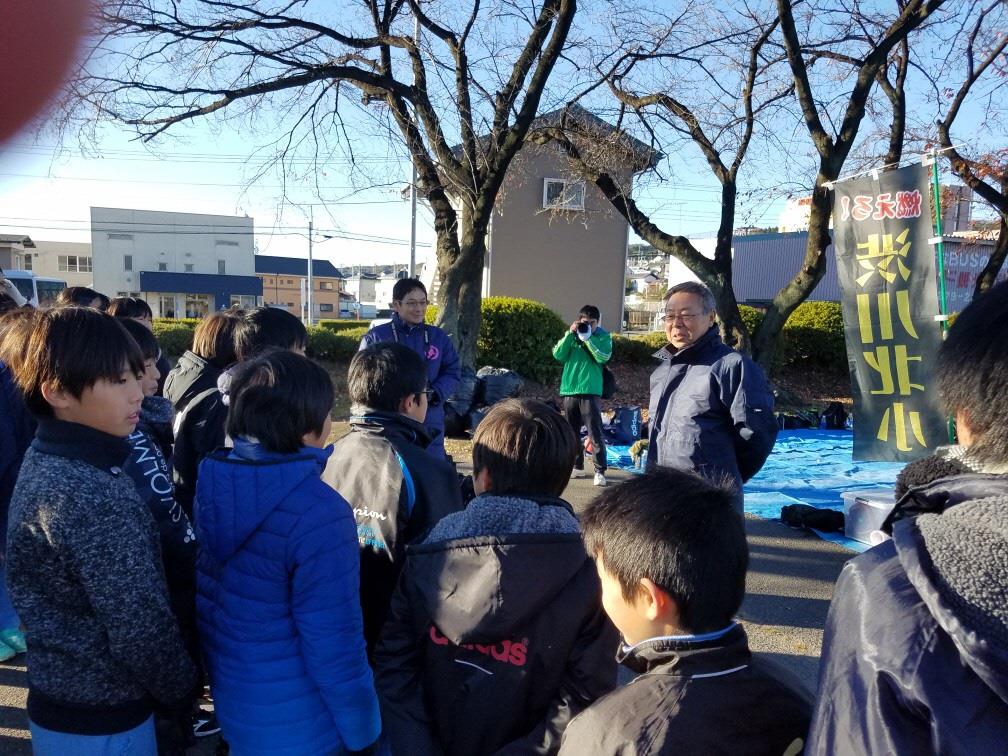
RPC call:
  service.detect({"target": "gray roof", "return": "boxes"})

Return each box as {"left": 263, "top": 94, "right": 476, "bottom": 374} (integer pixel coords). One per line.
{"left": 254, "top": 254, "right": 341, "bottom": 278}
{"left": 0, "top": 234, "right": 34, "bottom": 248}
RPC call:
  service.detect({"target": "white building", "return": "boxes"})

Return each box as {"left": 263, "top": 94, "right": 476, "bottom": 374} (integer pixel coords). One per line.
{"left": 90, "top": 207, "right": 262, "bottom": 318}
{"left": 30, "top": 240, "right": 94, "bottom": 288}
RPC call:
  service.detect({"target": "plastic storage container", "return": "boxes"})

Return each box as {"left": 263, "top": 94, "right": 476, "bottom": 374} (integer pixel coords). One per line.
{"left": 840, "top": 488, "right": 896, "bottom": 544}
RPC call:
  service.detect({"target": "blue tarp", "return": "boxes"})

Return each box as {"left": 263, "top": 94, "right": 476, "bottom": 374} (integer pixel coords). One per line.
{"left": 607, "top": 430, "right": 906, "bottom": 552}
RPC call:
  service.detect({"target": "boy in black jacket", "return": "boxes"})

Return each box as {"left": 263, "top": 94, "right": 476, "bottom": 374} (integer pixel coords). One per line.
{"left": 7, "top": 307, "right": 196, "bottom": 755}
{"left": 323, "top": 342, "right": 463, "bottom": 653}
{"left": 374, "top": 398, "right": 618, "bottom": 755}
{"left": 559, "top": 468, "right": 810, "bottom": 756}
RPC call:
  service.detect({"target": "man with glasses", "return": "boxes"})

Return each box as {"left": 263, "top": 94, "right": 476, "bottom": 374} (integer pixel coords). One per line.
{"left": 362, "top": 278, "right": 460, "bottom": 459}
{"left": 647, "top": 281, "right": 777, "bottom": 513}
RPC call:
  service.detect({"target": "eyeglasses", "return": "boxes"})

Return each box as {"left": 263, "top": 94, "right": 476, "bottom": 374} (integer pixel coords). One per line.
{"left": 660, "top": 311, "right": 705, "bottom": 323}
{"left": 397, "top": 299, "right": 429, "bottom": 307}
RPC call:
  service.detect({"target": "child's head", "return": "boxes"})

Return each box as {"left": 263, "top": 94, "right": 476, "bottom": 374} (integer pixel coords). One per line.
{"left": 578, "top": 305, "right": 601, "bottom": 327}
{"left": 192, "top": 308, "right": 245, "bottom": 368}
{"left": 119, "top": 318, "right": 162, "bottom": 398}
{"left": 937, "top": 279, "right": 1008, "bottom": 461}
{"left": 471, "top": 398, "right": 578, "bottom": 497}
{"left": 13, "top": 307, "right": 145, "bottom": 436}
{"left": 580, "top": 468, "right": 747, "bottom": 643}
{"left": 348, "top": 342, "right": 428, "bottom": 422}
{"left": 56, "top": 286, "right": 109, "bottom": 311}
{"left": 107, "top": 296, "right": 154, "bottom": 328}
{"left": 234, "top": 306, "right": 308, "bottom": 361}
{"left": 0, "top": 306, "right": 39, "bottom": 369}
{"left": 226, "top": 349, "right": 334, "bottom": 453}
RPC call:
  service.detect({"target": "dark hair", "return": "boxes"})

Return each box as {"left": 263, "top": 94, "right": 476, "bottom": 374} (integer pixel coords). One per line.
{"left": 348, "top": 342, "right": 427, "bottom": 412}
{"left": 119, "top": 317, "right": 161, "bottom": 361}
{"left": 579, "top": 305, "right": 601, "bottom": 321}
{"left": 192, "top": 308, "right": 245, "bottom": 368}
{"left": 0, "top": 292, "right": 20, "bottom": 314}
{"left": 663, "top": 281, "right": 717, "bottom": 314}
{"left": 472, "top": 398, "right": 578, "bottom": 497}
{"left": 107, "top": 296, "right": 154, "bottom": 320}
{"left": 937, "top": 280, "right": 1008, "bottom": 462}
{"left": 392, "top": 278, "right": 427, "bottom": 303}
{"left": 13, "top": 307, "right": 144, "bottom": 417}
{"left": 226, "top": 349, "right": 333, "bottom": 453}
{"left": 56, "top": 286, "right": 110, "bottom": 310}
{"left": 581, "top": 467, "right": 747, "bottom": 634}
{"left": 234, "top": 307, "right": 308, "bottom": 361}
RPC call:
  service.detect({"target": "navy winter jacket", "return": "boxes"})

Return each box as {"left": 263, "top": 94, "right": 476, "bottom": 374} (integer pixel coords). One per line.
{"left": 0, "top": 361, "right": 35, "bottom": 550}
{"left": 195, "top": 440, "right": 381, "bottom": 755}
{"left": 808, "top": 475, "right": 1008, "bottom": 754}
{"left": 647, "top": 329, "right": 777, "bottom": 498}
{"left": 361, "top": 314, "right": 461, "bottom": 457}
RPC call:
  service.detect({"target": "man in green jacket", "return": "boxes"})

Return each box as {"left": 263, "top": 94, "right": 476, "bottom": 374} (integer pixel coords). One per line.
{"left": 552, "top": 305, "right": 613, "bottom": 486}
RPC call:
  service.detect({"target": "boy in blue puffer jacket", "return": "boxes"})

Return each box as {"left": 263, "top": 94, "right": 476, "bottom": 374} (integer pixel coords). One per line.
{"left": 195, "top": 349, "right": 381, "bottom": 755}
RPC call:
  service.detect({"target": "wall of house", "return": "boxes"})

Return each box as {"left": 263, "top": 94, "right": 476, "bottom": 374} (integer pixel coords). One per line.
{"left": 259, "top": 274, "right": 342, "bottom": 320}
{"left": 486, "top": 144, "right": 631, "bottom": 330}
{"left": 91, "top": 207, "right": 254, "bottom": 294}
{"left": 30, "top": 240, "right": 95, "bottom": 288}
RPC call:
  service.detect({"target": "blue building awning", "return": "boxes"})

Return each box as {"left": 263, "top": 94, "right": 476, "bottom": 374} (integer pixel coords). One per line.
{"left": 138, "top": 271, "right": 263, "bottom": 296}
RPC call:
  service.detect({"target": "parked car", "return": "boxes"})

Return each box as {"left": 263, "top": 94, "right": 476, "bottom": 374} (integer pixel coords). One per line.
{"left": 3, "top": 270, "right": 66, "bottom": 308}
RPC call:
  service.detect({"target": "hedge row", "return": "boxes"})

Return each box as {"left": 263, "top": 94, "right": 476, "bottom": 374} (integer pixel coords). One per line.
{"left": 152, "top": 318, "right": 367, "bottom": 362}
{"left": 317, "top": 319, "right": 374, "bottom": 333}
{"left": 614, "top": 302, "right": 847, "bottom": 374}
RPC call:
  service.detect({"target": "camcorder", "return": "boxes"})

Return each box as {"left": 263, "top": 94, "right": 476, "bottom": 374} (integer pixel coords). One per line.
{"left": 576, "top": 321, "right": 592, "bottom": 336}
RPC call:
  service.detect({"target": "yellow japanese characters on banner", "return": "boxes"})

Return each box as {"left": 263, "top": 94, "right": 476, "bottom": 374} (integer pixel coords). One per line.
{"left": 832, "top": 165, "right": 946, "bottom": 461}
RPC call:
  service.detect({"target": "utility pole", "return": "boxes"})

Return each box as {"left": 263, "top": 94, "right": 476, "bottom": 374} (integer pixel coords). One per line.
{"left": 307, "top": 218, "right": 314, "bottom": 325}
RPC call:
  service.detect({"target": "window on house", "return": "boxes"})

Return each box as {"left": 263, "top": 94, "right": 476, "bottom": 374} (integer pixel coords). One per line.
{"left": 218, "top": 260, "right": 226, "bottom": 275}
{"left": 320, "top": 281, "right": 333, "bottom": 290}
{"left": 319, "top": 303, "right": 334, "bottom": 312}
{"left": 158, "top": 262, "right": 167, "bottom": 272}
{"left": 124, "top": 254, "right": 133, "bottom": 271}
{"left": 184, "top": 263, "right": 194, "bottom": 273}
{"left": 22, "top": 255, "right": 32, "bottom": 271}
{"left": 542, "top": 178, "right": 585, "bottom": 210}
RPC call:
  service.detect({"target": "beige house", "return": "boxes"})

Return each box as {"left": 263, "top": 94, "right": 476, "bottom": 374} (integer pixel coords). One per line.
{"left": 255, "top": 254, "right": 344, "bottom": 322}
{"left": 30, "top": 240, "right": 95, "bottom": 288}
{"left": 428, "top": 107, "right": 656, "bottom": 330}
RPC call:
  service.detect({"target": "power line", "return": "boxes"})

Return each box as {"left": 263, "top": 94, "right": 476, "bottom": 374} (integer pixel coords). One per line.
{"left": 0, "top": 171, "right": 406, "bottom": 193}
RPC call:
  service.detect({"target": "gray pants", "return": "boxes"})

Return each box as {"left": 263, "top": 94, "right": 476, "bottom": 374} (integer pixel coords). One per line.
{"left": 563, "top": 395, "right": 606, "bottom": 473}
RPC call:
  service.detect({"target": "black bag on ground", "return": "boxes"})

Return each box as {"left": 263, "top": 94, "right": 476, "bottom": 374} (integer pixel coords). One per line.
{"left": 476, "top": 367, "right": 523, "bottom": 406}
{"left": 443, "top": 404, "right": 468, "bottom": 438}
{"left": 468, "top": 406, "right": 489, "bottom": 433}
{"left": 822, "top": 402, "right": 848, "bottom": 430}
{"left": 780, "top": 504, "right": 845, "bottom": 533}
{"left": 447, "top": 366, "right": 479, "bottom": 417}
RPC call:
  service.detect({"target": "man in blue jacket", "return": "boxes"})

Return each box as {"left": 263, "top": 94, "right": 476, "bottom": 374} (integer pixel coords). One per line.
{"left": 361, "top": 278, "right": 460, "bottom": 460}
{"left": 647, "top": 281, "right": 777, "bottom": 513}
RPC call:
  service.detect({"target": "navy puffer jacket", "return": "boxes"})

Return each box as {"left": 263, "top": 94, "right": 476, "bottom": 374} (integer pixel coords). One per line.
{"left": 195, "top": 440, "right": 380, "bottom": 755}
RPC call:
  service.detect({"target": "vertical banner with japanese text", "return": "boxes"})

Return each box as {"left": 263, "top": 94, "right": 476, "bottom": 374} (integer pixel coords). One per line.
{"left": 833, "top": 163, "right": 946, "bottom": 461}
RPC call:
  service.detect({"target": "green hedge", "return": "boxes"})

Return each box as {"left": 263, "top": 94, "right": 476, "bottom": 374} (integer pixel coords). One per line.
{"left": 306, "top": 325, "right": 368, "bottom": 361}
{"left": 318, "top": 319, "right": 373, "bottom": 333}
{"left": 617, "top": 301, "right": 847, "bottom": 374}
{"left": 426, "top": 297, "right": 566, "bottom": 383}
{"left": 152, "top": 321, "right": 196, "bottom": 357}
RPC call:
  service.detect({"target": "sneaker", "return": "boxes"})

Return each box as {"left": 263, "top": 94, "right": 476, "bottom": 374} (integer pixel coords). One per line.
{"left": 193, "top": 712, "right": 221, "bottom": 738}
{"left": 571, "top": 468, "right": 587, "bottom": 479}
{"left": 593, "top": 472, "right": 608, "bottom": 487}
{"left": 0, "top": 629, "right": 27, "bottom": 655}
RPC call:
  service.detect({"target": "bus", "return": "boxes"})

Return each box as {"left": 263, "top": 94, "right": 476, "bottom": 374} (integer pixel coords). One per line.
{"left": 3, "top": 270, "right": 67, "bottom": 308}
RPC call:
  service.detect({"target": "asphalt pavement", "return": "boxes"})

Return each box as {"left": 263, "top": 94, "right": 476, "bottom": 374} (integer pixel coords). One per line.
{"left": 0, "top": 466, "right": 854, "bottom": 753}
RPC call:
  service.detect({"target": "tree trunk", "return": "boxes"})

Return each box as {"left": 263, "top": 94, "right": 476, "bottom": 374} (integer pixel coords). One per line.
{"left": 751, "top": 181, "right": 834, "bottom": 371}
{"left": 433, "top": 207, "right": 487, "bottom": 368}
{"left": 973, "top": 215, "right": 1008, "bottom": 299}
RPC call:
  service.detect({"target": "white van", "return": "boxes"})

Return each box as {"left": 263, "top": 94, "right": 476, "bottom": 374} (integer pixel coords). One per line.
{"left": 3, "top": 270, "right": 67, "bottom": 308}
